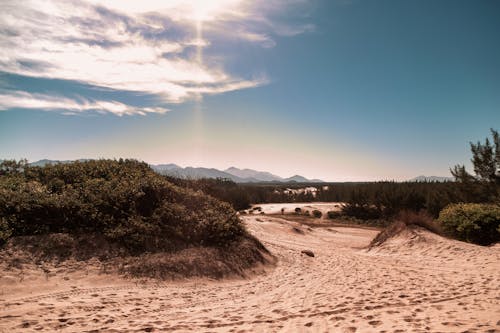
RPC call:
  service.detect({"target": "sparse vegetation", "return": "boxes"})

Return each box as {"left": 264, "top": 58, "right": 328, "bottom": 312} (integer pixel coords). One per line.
{"left": 370, "top": 210, "right": 441, "bottom": 248}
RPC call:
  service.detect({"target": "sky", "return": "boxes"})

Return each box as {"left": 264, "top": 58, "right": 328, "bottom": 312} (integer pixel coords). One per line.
{"left": 1, "top": 0, "right": 499, "bottom": 181}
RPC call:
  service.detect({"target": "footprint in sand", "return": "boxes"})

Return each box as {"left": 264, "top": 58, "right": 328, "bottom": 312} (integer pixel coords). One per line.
{"left": 368, "top": 320, "right": 382, "bottom": 327}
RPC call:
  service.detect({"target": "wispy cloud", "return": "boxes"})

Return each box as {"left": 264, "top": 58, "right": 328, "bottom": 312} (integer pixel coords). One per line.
{"left": 0, "top": 0, "right": 313, "bottom": 114}
{"left": 0, "top": 90, "right": 168, "bottom": 116}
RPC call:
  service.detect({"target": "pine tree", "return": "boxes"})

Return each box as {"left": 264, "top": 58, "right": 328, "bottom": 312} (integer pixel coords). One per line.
{"left": 451, "top": 129, "right": 500, "bottom": 185}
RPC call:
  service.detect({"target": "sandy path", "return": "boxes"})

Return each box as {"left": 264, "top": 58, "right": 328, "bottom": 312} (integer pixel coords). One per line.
{"left": 1, "top": 215, "right": 499, "bottom": 332}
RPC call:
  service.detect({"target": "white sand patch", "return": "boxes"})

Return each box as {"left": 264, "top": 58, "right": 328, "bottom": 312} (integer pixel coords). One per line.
{"left": 248, "top": 202, "right": 343, "bottom": 218}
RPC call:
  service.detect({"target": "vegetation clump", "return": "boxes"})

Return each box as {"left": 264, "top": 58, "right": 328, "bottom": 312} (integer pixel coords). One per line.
{"left": 312, "top": 210, "right": 322, "bottom": 218}
{"left": 327, "top": 210, "right": 341, "bottom": 219}
{"left": 438, "top": 203, "right": 500, "bottom": 245}
{"left": 370, "top": 210, "right": 441, "bottom": 248}
{"left": 0, "top": 159, "right": 245, "bottom": 251}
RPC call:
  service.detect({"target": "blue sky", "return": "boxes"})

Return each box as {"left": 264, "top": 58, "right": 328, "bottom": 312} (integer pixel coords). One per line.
{"left": 1, "top": 0, "right": 499, "bottom": 181}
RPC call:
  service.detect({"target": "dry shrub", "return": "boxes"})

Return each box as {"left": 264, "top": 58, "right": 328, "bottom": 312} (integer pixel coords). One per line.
{"left": 370, "top": 210, "right": 441, "bottom": 248}
{"left": 5, "top": 233, "right": 126, "bottom": 262}
{"left": 120, "top": 235, "right": 274, "bottom": 279}
{"left": 369, "top": 221, "right": 407, "bottom": 248}
{"left": 2, "top": 233, "right": 274, "bottom": 279}
{"left": 396, "top": 210, "right": 443, "bottom": 235}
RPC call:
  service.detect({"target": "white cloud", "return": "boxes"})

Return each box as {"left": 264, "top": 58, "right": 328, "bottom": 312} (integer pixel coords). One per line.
{"left": 0, "top": 90, "right": 168, "bottom": 116}
{"left": 0, "top": 0, "right": 312, "bottom": 113}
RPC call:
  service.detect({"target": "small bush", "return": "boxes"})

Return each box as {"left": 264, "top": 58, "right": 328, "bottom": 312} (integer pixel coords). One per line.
{"left": 397, "top": 210, "right": 442, "bottom": 235}
{"left": 312, "top": 210, "right": 322, "bottom": 218}
{"left": 327, "top": 211, "right": 341, "bottom": 219}
{"left": 0, "top": 217, "right": 12, "bottom": 244}
{"left": 341, "top": 203, "right": 381, "bottom": 220}
{"left": 370, "top": 210, "right": 440, "bottom": 248}
{"left": 294, "top": 207, "right": 302, "bottom": 214}
{"left": 438, "top": 203, "right": 500, "bottom": 245}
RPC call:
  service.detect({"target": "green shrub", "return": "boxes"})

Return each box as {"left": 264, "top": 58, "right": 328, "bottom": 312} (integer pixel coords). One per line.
{"left": 0, "top": 217, "right": 12, "bottom": 244}
{"left": 341, "top": 203, "right": 381, "bottom": 220}
{"left": 327, "top": 210, "right": 342, "bottom": 219}
{"left": 0, "top": 159, "right": 245, "bottom": 252}
{"left": 312, "top": 210, "right": 322, "bottom": 218}
{"left": 438, "top": 203, "right": 500, "bottom": 245}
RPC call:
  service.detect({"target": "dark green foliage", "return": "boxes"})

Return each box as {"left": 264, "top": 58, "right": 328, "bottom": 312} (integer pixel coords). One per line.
{"left": 0, "top": 159, "right": 245, "bottom": 250}
{"left": 0, "top": 217, "right": 12, "bottom": 243}
{"left": 470, "top": 129, "right": 499, "bottom": 184}
{"left": 327, "top": 210, "right": 341, "bottom": 219}
{"left": 438, "top": 203, "right": 500, "bottom": 245}
{"left": 311, "top": 210, "right": 322, "bottom": 218}
{"left": 196, "top": 181, "right": 468, "bottom": 221}
{"left": 164, "top": 177, "right": 251, "bottom": 211}
{"left": 451, "top": 129, "right": 500, "bottom": 201}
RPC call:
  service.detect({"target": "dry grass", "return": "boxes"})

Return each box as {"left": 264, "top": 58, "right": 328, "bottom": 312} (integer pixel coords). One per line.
{"left": 369, "top": 210, "right": 442, "bottom": 248}
{"left": 0, "top": 233, "right": 274, "bottom": 280}
{"left": 119, "top": 235, "right": 274, "bottom": 279}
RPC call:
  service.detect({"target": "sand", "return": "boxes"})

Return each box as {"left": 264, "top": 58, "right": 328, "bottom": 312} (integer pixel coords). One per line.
{"left": 1, "top": 215, "right": 499, "bottom": 332}
{"left": 249, "top": 202, "right": 343, "bottom": 217}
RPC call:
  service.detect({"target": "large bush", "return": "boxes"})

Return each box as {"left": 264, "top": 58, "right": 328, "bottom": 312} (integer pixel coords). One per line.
{"left": 0, "top": 159, "right": 245, "bottom": 250}
{"left": 438, "top": 203, "right": 500, "bottom": 245}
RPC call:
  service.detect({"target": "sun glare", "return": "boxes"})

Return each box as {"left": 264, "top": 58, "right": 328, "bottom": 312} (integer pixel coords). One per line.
{"left": 190, "top": 0, "right": 242, "bottom": 22}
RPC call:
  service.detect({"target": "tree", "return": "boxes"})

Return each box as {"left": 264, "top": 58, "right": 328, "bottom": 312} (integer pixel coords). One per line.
{"left": 451, "top": 129, "right": 500, "bottom": 184}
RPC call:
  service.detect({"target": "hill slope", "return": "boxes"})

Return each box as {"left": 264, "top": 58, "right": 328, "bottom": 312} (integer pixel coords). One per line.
{"left": 0, "top": 159, "right": 272, "bottom": 278}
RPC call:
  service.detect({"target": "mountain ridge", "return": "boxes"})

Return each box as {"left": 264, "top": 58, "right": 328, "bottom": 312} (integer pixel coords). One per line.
{"left": 26, "top": 160, "right": 321, "bottom": 183}
{"left": 408, "top": 175, "right": 454, "bottom": 182}
{"left": 155, "top": 165, "right": 323, "bottom": 183}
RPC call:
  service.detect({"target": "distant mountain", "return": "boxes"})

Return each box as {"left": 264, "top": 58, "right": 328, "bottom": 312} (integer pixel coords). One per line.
{"left": 224, "top": 167, "right": 283, "bottom": 182}
{"left": 409, "top": 175, "right": 454, "bottom": 182}
{"left": 151, "top": 163, "right": 181, "bottom": 172}
{"left": 29, "top": 159, "right": 89, "bottom": 167}
{"left": 284, "top": 175, "right": 309, "bottom": 182}
{"left": 155, "top": 165, "right": 322, "bottom": 183}
{"left": 27, "top": 159, "right": 322, "bottom": 183}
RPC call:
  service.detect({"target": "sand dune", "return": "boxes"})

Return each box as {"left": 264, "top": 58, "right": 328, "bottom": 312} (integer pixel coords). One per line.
{"left": 1, "top": 215, "right": 499, "bottom": 332}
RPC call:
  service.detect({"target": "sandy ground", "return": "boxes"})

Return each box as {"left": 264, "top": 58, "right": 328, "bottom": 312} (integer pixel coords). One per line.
{"left": 1, "top": 215, "right": 499, "bottom": 332}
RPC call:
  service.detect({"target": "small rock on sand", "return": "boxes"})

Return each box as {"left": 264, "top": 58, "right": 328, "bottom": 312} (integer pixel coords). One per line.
{"left": 301, "top": 250, "right": 315, "bottom": 257}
